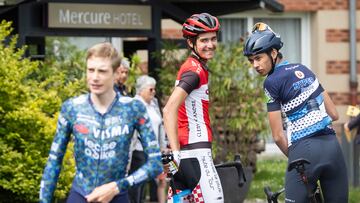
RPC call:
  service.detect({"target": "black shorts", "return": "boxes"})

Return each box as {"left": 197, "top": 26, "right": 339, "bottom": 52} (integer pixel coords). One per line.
{"left": 285, "top": 134, "right": 348, "bottom": 203}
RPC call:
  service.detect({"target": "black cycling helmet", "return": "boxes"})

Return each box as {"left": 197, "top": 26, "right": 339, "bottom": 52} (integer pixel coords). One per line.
{"left": 182, "top": 13, "right": 220, "bottom": 38}
{"left": 243, "top": 22, "right": 283, "bottom": 56}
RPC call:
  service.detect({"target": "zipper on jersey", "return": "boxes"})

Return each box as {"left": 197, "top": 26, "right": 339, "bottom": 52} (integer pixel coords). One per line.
{"left": 94, "top": 114, "right": 104, "bottom": 187}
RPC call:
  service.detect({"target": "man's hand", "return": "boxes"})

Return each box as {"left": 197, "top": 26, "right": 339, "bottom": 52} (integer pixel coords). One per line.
{"left": 162, "top": 151, "right": 180, "bottom": 175}
{"left": 85, "top": 182, "right": 119, "bottom": 203}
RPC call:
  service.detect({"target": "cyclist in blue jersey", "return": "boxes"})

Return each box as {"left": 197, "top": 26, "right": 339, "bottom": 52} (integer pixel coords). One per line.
{"left": 39, "top": 42, "right": 162, "bottom": 203}
{"left": 243, "top": 23, "right": 348, "bottom": 203}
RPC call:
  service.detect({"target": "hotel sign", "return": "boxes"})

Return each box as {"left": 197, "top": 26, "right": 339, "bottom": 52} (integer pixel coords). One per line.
{"left": 48, "top": 3, "right": 152, "bottom": 30}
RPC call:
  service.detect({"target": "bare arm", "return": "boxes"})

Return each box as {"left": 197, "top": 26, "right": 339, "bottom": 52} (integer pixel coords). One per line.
{"left": 163, "top": 87, "right": 188, "bottom": 151}
{"left": 268, "top": 111, "right": 288, "bottom": 157}
{"left": 323, "top": 90, "right": 339, "bottom": 121}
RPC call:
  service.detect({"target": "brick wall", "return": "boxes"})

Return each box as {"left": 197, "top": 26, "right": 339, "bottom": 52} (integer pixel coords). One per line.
{"left": 326, "top": 61, "right": 360, "bottom": 74}
{"left": 277, "top": 0, "right": 360, "bottom": 11}
{"left": 328, "top": 92, "right": 360, "bottom": 105}
{"left": 329, "top": 92, "right": 350, "bottom": 105}
{"left": 162, "top": 28, "right": 182, "bottom": 39}
{"left": 326, "top": 29, "right": 360, "bottom": 42}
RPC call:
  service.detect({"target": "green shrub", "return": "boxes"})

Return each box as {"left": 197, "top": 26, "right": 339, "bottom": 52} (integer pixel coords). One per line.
{"left": 0, "top": 21, "right": 85, "bottom": 202}
{"left": 208, "top": 42, "right": 267, "bottom": 167}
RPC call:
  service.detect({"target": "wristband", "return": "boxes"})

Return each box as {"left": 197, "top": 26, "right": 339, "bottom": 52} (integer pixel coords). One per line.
{"left": 172, "top": 150, "right": 180, "bottom": 165}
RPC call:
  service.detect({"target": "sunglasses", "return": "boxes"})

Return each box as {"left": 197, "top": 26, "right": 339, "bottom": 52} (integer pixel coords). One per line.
{"left": 252, "top": 22, "right": 273, "bottom": 33}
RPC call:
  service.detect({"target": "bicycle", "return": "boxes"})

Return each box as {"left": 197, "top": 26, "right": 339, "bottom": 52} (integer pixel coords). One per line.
{"left": 161, "top": 152, "right": 247, "bottom": 203}
{"left": 264, "top": 158, "right": 323, "bottom": 203}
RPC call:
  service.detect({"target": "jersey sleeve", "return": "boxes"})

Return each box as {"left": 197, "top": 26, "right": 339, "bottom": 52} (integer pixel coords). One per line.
{"left": 115, "top": 100, "right": 162, "bottom": 191}
{"left": 177, "top": 71, "right": 200, "bottom": 94}
{"left": 264, "top": 79, "right": 281, "bottom": 112}
{"left": 39, "top": 100, "right": 73, "bottom": 203}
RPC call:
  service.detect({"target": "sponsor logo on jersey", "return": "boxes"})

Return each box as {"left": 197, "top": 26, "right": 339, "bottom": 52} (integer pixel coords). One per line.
{"left": 293, "top": 77, "right": 314, "bottom": 90}
{"left": 191, "top": 100, "right": 202, "bottom": 137}
{"left": 191, "top": 60, "right": 197, "bottom": 67}
{"left": 59, "top": 114, "right": 68, "bottom": 126}
{"left": 93, "top": 125, "right": 129, "bottom": 140}
{"left": 104, "top": 116, "right": 123, "bottom": 126}
{"left": 285, "top": 65, "right": 299, "bottom": 70}
{"left": 84, "top": 137, "right": 117, "bottom": 159}
{"left": 77, "top": 114, "right": 99, "bottom": 126}
{"left": 138, "top": 118, "right": 146, "bottom": 125}
{"left": 74, "top": 124, "right": 89, "bottom": 134}
{"left": 294, "top": 70, "right": 305, "bottom": 79}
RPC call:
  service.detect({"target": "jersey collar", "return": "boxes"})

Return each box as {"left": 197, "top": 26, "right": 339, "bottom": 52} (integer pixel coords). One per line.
{"left": 274, "top": 60, "right": 289, "bottom": 71}
{"left": 190, "top": 54, "right": 209, "bottom": 71}
{"left": 88, "top": 92, "right": 119, "bottom": 116}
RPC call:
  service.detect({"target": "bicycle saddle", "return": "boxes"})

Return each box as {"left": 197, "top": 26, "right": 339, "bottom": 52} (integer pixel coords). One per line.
{"left": 288, "top": 158, "right": 310, "bottom": 172}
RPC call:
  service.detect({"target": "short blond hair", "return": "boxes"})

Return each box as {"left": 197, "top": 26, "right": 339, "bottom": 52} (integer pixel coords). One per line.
{"left": 86, "top": 42, "right": 121, "bottom": 71}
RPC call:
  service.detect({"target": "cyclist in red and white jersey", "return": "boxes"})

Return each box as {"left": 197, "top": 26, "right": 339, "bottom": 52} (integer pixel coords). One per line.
{"left": 163, "top": 13, "right": 224, "bottom": 203}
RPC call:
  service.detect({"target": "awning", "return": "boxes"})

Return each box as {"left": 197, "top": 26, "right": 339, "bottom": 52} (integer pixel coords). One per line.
{"left": 161, "top": 0, "right": 284, "bottom": 23}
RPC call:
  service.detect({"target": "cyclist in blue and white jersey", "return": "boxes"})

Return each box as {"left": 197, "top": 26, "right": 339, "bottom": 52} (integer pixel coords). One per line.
{"left": 243, "top": 23, "right": 348, "bottom": 203}
{"left": 39, "top": 42, "right": 162, "bottom": 203}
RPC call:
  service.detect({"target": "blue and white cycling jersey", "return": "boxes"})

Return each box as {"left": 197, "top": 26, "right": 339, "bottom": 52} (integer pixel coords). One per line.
{"left": 264, "top": 61, "right": 334, "bottom": 146}
{"left": 39, "top": 93, "right": 162, "bottom": 203}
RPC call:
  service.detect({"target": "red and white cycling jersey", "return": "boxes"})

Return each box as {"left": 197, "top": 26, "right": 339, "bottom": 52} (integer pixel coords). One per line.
{"left": 176, "top": 56, "right": 212, "bottom": 147}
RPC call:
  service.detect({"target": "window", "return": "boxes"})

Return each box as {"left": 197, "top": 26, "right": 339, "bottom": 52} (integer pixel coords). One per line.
{"left": 219, "top": 12, "right": 310, "bottom": 67}
{"left": 219, "top": 18, "right": 247, "bottom": 43}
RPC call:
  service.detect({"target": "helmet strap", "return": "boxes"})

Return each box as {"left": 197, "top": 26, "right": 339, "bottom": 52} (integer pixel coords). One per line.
{"left": 267, "top": 50, "right": 278, "bottom": 75}
{"left": 188, "top": 36, "right": 208, "bottom": 62}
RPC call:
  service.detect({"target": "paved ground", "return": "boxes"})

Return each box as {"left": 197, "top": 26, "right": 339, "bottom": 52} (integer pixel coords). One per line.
{"left": 258, "top": 142, "right": 286, "bottom": 160}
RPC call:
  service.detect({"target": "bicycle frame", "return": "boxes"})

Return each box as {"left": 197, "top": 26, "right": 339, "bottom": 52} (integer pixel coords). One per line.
{"left": 264, "top": 158, "right": 323, "bottom": 203}
{"left": 288, "top": 158, "right": 323, "bottom": 203}
{"left": 172, "top": 189, "right": 192, "bottom": 203}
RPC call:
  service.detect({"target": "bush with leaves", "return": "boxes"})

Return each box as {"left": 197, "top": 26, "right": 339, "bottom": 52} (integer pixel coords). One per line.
{"left": 0, "top": 21, "right": 86, "bottom": 202}
{"left": 152, "top": 41, "right": 188, "bottom": 103}
{"left": 154, "top": 41, "right": 268, "bottom": 170}
{"left": 208, "top": 42, "right": 268, "bottom": 169}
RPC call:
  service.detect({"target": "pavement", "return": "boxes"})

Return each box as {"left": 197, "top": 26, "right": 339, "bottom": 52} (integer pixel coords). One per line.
{"left": 258, "top": 142, "right": 287, "bottom": 160}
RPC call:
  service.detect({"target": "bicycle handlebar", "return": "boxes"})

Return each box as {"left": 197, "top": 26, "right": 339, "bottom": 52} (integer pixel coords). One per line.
{"left": 264, "top": 186, "right": 284, "bottom": 203}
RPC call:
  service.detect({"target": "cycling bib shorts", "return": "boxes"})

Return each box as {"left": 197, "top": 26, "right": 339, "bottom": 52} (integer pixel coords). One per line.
{"left": 167, "top": 147, "right": 224, "bottom": 203}
{"left": 285, "top": 134, "right": 348, "bottom": 203}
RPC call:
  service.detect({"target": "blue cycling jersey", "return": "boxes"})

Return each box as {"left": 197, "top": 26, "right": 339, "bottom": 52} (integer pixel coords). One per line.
{"left": 39, "top": 93, "right": 162, "bottom": 203}
{"left": 264, "top": 61, "right": 334, "bottom": 145}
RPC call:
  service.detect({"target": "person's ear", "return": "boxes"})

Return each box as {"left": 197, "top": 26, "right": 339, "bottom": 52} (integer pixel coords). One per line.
{"left": 271, "top": 49, "right": 278, "bottom": 60}
{"left": 187, "top": 39, "right": 194, "bottom": 49}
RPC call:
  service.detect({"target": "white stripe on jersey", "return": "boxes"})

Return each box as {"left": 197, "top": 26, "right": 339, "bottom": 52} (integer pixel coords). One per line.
{"left": 184, "top": 84, "right": 209, "bottom": 144}
{"left": 281, "top": 78, "right": 319, "bottom": 112}
{"left": 290, "top": 102, "right": 328, "bottom": 133}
